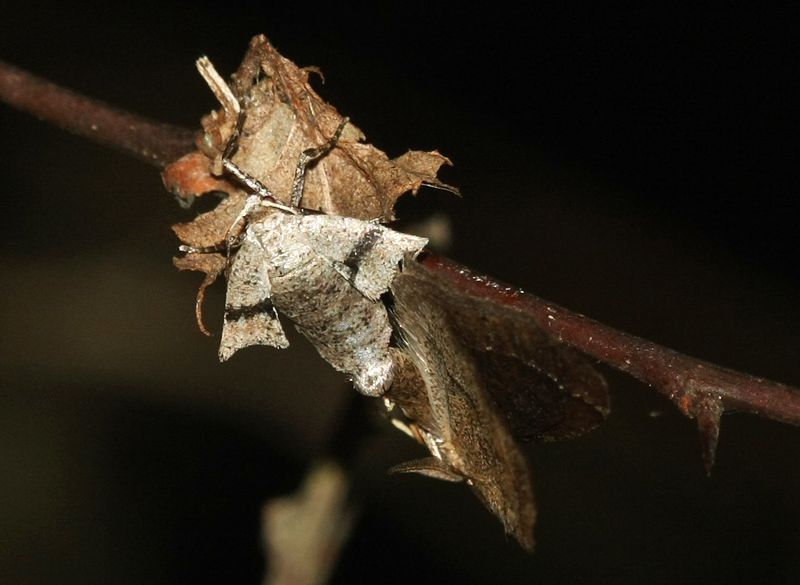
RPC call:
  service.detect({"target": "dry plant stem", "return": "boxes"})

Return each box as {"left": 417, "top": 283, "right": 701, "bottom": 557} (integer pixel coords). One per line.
{"left": 0, "top": 59, "right": 195, "bottom": 168}
{"left": 421, "top": 253, "right": 800, "bottom": 471}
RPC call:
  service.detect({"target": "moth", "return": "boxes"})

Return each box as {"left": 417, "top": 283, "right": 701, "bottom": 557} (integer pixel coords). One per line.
{"left": 195, "top": 114, "right": 428, "bottom": 397}
{"left": 220, "top": 201, "right": 427, "bottom": 397}
{"left": 196, "top": 120, "right": 608, "bottom": 550}
{"left": 384, "top": 254, "right": 608, "bottom": 551}
{"left": 181, "top": 53, "right": 609, "bottom": 550}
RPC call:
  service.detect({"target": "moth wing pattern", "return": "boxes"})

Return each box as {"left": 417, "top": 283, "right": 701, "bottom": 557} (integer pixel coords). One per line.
{"left": 297, "top": 215, "right": 428, "bottom": 301}
{"left": 219, "top": 228, "right": 289, "bottom": 361}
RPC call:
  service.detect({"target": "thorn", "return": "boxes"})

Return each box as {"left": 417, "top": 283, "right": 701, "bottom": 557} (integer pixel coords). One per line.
{"left": 695, "top": 394, "right": 723, "bottom": 476}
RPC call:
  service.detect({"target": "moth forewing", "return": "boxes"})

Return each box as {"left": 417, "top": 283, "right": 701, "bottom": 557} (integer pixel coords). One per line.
{"left": 296, "top": 215, "right": 428, "bottom": 301}
{"left": 219, "top": 221, "right": 289, "bottom": 361}
{"left": 219, "top": 200, "right": 427, "bottom": 397}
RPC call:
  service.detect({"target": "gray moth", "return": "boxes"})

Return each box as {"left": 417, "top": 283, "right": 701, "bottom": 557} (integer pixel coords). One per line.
{"left": 192, "top": 56, "right": 429, "bottom": 397}
{"left": 219, "top": 193, "right": 428, "bottom": 397}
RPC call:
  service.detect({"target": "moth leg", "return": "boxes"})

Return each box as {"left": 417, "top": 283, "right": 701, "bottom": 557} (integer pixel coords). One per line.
{"left": 388, "top": 457, "right": 464, "bottom": 482}
{"left": 221, "top": 110, "right": 297, "bottom": 215}
{"left": 289, "top": 117, "right": 350, "bottom": 208}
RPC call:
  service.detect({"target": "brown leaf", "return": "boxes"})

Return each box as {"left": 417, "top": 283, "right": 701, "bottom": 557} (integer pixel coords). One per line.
{"left": 197, "top": 34, "right": 457, "bottom": 221}
{"left": 165, "top": 34, "right": 456, "bottom": 334}
{"left": 171, "top": 191, "right": 247, "bottom": 250}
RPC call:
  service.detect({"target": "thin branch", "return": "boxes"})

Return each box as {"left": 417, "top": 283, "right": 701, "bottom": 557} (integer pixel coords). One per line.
{"left": 0, "top": 59, "right": 196, "bottom": 168}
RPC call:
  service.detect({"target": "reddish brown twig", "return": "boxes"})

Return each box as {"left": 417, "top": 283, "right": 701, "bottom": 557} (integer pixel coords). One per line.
{"left": 0, "top": 59, "right": 196, "bottom": 168}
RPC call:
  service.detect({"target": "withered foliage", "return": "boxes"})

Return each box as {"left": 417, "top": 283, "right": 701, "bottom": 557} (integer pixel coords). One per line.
{"left": 169, "top": 35, "right": 458, "bottom": 343}
{"left": 170, "top": 35, "right": 455, "bottom": 291}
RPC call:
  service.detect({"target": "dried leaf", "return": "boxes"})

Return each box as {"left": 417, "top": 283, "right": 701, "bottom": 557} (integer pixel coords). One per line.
{"left": 197, "top": 34, "right": 457, "bottom": 221}
{"left": 171, "top": 191, "right": 247, "bottom": 250}
{"left": 165, "top": 35, "right": 457, "bottom": 326}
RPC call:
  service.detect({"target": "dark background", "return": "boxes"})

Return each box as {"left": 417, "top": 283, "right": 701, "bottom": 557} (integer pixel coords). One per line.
{"left": 1, "top": 3, "right": 800, "bottom": 584}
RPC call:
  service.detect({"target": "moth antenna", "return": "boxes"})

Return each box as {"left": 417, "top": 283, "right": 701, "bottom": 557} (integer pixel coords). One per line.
{"left": 221, "top": 109, "right": 297, "bottom": 214}
{"left": 290, "top": 117, "right": 350, "bottom": 208}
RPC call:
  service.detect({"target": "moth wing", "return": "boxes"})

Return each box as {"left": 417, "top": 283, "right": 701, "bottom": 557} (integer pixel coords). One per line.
{"left": 298, "top": 215, "right": 427, "bottom": 300}
{"left": 395, "top": 256, "right": 609, "bottom": 442}
{"left": 219, "top": 232, "right": 289, "bottom": 361}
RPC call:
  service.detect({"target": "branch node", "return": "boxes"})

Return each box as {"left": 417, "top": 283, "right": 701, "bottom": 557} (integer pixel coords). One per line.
{"left": 693, "top": 393, "right": 723, "bottom": 475}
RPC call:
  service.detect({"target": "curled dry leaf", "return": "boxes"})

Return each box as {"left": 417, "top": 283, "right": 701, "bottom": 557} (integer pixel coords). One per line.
{"left": 168, "top": 34, "right": 457, "bottom": 322}
{"left": 214, "top": 35, "right": 457, "bottom": 220}
{"left": 184, "top": 34, "right": 456, "bottom": 222}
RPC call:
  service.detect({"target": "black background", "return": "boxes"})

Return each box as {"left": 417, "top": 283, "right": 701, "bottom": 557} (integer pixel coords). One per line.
{"left": 1, "top": 3, "right": 799, "bottom": 584}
